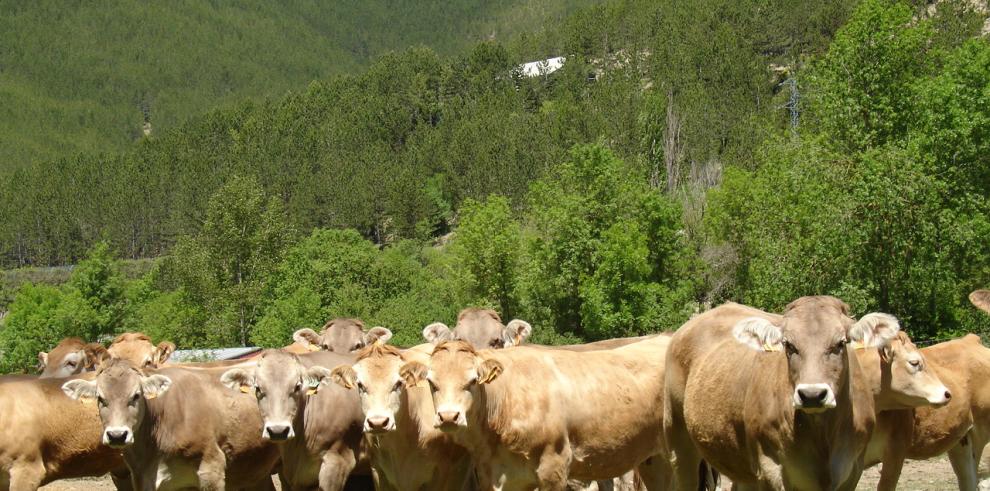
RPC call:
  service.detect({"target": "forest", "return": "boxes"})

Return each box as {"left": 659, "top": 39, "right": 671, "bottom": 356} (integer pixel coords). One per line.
{"left": 1, "top": 0, "right": 988, "bottom": 372}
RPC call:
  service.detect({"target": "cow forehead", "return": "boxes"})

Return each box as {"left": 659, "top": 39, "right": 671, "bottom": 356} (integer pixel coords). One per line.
{"left": 256, "top": 355, "right": 304, "bottom": 387}
{"left": 109, "top": 340, "right": 155, "bottom": 363}
{"left": 98, "top": 367, "right": 141, "bottom": 396}
{"left": 48, "top": 339, "right": 86, "bottom": 362}
{"left": 431, "top": 349, "right": 477, "bottom": 380}
{"left": 356, "top": 356, "right": 403, "bottom": 384}
{"left": 781, "top": 305, "right": 852, "bottom": 342}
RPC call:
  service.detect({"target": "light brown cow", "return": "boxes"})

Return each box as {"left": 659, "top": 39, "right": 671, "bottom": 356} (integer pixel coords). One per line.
{"left": 220, "top": 350, "right": 368, "bottom": 491}
{"left": 664, "top": 297, "right": 902, "bottom": 490}
{"left": 62, "top": 359, "right": 280, "bottom": 491}
{"left": 422, "top": 308, "right": 531, "bottom": 349}
{"left": 294, "top": 318, "right": 393, "bottom": 353}
{"left": 405, "top": 336, "right": 677, "bottom": 490}
{"left": 0, "top": 373, "right": 130, "bottom": 490}
{"left": 858, "top": 290, "right": 990, "bottom": 491}
{"left": 330, "top": 343, "right": 474, "bottom": 491}
{"left": 106, "top": 333, "right": 176, "bottom": 369}
{"left": 38, "top": 338, "right": 109, "bottom": 378}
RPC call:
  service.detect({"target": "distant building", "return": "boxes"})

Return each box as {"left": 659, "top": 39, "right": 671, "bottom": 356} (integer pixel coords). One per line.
{"left": 518, "top": 56, "right": 566, "bottom": 77}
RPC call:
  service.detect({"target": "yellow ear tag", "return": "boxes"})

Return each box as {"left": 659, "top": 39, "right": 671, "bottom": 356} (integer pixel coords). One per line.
{"left": 306, "top": 344, "right": 321, "bottom": 352}
{"left": 145, "top": 393, "right": 157, "bottom": 400}
{"left": 762, "top": 342, "right": 781, "bottom": 352}
{"left": 306, "top": 387, "right": 318, "bottom": 396}
{"left": 82, "top": 397, "right": 96, "bottom": 405}
{"left": 240, "top": 385, "right": 252, "bottom": 394}
{"left": 851, "top": 341, "right": 866, "bottom": 350}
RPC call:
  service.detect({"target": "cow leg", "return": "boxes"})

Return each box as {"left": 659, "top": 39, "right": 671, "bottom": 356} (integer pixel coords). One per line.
{"left": 949, "top": 434, "right": 979, "bottom": 491}
{"left": 318, "top": 449, "right": 357, "bottom": 491}
{"left": 196, "top": 448, "right": 227, "bottom": 491}
{"left": 535, "top": 443, "right": 571, "bottom": 491}
{"left": 7, "top": 460, "right": 44, "bottom": 491}
{"left": 637, "top": 455, "right": 672, "bottom": 491}
{"left": 110, "top": 468, "right": 135, "bottom": 491}
{"left": 667, "top": 413, "right": 701, "bottom": 491}
{"left": 874, "top": 444, "right": 907, "bottom": 491}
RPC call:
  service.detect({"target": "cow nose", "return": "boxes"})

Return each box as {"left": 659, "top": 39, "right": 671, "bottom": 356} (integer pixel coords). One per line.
{"left": 438, "top": 411, "right": 459, "bottom": 425}
{"left": 945, "top": 390, "right": 952, "bottom": 400}
{"left": 797, "top": 386, "right": 828, "bottom": 406}
{"left": 106, "top": 429, "right": 129, "bottom": 445}
{"left": 265, "top": 424, "right": 291, "bottom": 440}
{"left": 367, "top": 416, "right": 390, "bottom": 430}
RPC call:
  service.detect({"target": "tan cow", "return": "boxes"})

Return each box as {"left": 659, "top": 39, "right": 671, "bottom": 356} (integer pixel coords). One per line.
{"left": 62, "top": 359, "right": 280, "bottom": 491}
{"left": 38, "top": 338, "right": 108, "bottom": 378}
{"left": 857, "top": 290, "right": 990, "bottom": 491}
{"left": 664, "top": 296, "right": 908, "bottom": 490}
{"left": 404, "top": 336, "right": 679, "bottom": 490}
{"left": 294, "top": 318, "right": 393, "bottom": 353}
{"left": 0, "top": 373, "right": 130, "bottom": 490}
{"left": 422, "top": 308, "right": 531, "bottom": 349}
{"left": 329, "top": 343, "right": 474, "bottom": 491}
{"left": 106, "top": 333, "right": 176, "bottom": 369}
{"left": 220, "top": 350, "right": 368, "bottom": 491}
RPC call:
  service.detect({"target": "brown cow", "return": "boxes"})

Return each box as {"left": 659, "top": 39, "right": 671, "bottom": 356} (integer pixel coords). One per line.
{"left": 293, "top": 318, "right": 392, "bottom": 353}
{"left": 0, "top": 373, "right": 129, "bottom": 490}
{"left": 664, "top": 297, "right": 902, "bottom": 490}
{"left": 219, "top": 350, "right": 368, "bottom": 491}
{"left": 858, "top": 290, "right": 990, "bottom": 490}
{"left": 329, "top": 343, "right": 474, "bottom": 491}
{"left": 106, "top": 333, "right": 176, "bottom": 369}
{"left": 404, "top": 336, "right": 677, "bottom": 490}
{"left": 422, "top": 308, "right": 531, "bottom": 349}
{"left": 62, "top": 359, "right": 279, "bottom": 491}
{"left": 38, "top": 338, "right": 109, "bottom": 378}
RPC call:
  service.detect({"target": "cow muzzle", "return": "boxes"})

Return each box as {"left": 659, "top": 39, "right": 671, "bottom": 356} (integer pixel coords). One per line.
{"left": 929, "top": 386, "right": 952, "bottom": 407}
{"left": 434, "top": 406, "right": 466, "bottom": 430}
{"left": 793, "top": 383, "right": 837, "bottom": 412}
{"left": 364, "top": 414, "right": 395, "bottom": 433}
{"left": 103, "top": 426, "right": 133, "bottom": 448}
{"left": 263, "top": 422, "right": 295, "bottom": 441}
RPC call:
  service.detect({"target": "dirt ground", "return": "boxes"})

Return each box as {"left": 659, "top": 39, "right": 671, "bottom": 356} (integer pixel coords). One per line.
{"left": 37, "top": 456, "right": 970, "bottom": 490}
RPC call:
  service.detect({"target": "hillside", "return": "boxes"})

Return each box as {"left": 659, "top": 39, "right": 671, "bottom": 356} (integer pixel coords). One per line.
{"left": 0, "top": 0, "right": 598, "bottom": 167}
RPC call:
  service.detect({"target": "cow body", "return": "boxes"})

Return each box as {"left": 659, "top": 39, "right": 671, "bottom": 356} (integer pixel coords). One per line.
{"left": 221, "top": 350, "right": 369, "bottom": 491}
{"left": 63, "top": 361, "right": 279, "bottom": 491}
{"left": 413, "top": 336, "right": 675, "bottom": 491}
{"left": 664, "top": 297, "right": 901, "bottom": 490}
{"left": 0, "top": 374, "right": 127, "bottom": 491}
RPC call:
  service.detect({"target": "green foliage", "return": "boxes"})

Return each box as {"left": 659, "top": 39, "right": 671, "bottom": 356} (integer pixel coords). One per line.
{"left": 519, "top": 145, "right": 699, "bottom": 339}
{"left": 451, "top": 196, "right": 522, "bottom": 317}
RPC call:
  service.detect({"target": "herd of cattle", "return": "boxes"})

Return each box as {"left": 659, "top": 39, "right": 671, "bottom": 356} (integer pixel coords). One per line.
{"left": 2, "top": 291, "right": 990, "bottom": 491}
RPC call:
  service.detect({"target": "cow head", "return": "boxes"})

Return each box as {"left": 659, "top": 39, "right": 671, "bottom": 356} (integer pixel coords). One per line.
{"left": 402, "top": 340, "right": 502, "bottom": 431}
{"left": 293, "top": 318, "right": 393, "bottom": 353}
{"left": 107, "top": 332, "right": 175, "bottom": 369}
{"left": 220, "top": 350, "right": 330, "bottom": 441}
{"left": 61, "top": 358, "right": 171, "bottom": 448}
{"left": 732, "top": 296, "right": 899, "bottom": 413}
{"left": 39, "top": 338, "right": 109, "bottom": 378}
{"left": 330, "top": 343, "right": 414, "bottom": 433}
{"left": 869, "top": 331, "right": 950, "bottom": 409}
{"left": 422, "top": 308, "right": 532, "bottom": 349}
{"left": 970, "top": 290, "right": 990, "bottom": 315}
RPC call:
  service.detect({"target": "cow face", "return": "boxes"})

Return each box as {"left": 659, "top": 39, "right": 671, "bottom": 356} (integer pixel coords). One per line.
{"left": 879, "top": 332, "right": 951, "bottom": 408}
{"left": 330, "top": 344, "right": 411, "bottom": 433}
{"left": 293, "top": 319, "right": 393, "bottom": 353}
{"left": 107, "top": 332, "right": 175, "bottom": 369}
{"left": 61, "top": 359, "right": 171, "bottom": 448}
{"left": 422, "top": 308, "right": 532, "bottom": 349}
{"left": 221, "top": 351, "right": 329, "bottom": 441}
{"left": 733, "top": 296, "right": 899, "bottom": 413}
{"left": 39, "top": 338, "right": 109, "bottom": 378}
{"left": 404, "top": 340, "right": 502, "bottom": 431}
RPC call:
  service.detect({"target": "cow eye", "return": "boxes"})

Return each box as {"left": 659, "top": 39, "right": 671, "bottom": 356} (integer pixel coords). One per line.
{"left": 353, "top": 344, "right": 363, "bottom": 351}
{"left": 908, "top": 359, "right": 921, "bottom": 368}
{"left": 97, "top": 396, "right": 107, "bottom": 408}
{"left": 66, "top": 361, "right": 77, "bottom": 368}
{"left": 294, "top": 382, "right": 303, "bottom": 393}
{"left": 356, "top": 382, "right": 366, "bottom": 394}
{"left": 427, "top": 379, "right": 438, "bottom": 392}
{"left": 783, "top": 341, "right": 798, "bottom": 356}
{"left": 489, "top": 339, "right": 504, "bottom": 348}
{"left": 256, "top": 390, "right": 265, "bottom": 400}
{"left": 829, "top": 341, "right": 845, "bottom": 355}
{"left": 129, "top": 393, "right": 140, "bottom": 405}
{"left": 393, "top": 380, "right": 403, "bottom": 392}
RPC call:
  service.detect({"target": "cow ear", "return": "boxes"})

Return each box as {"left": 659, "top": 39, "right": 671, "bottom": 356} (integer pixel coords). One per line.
{"left": 849, "top": 313, "right": 900, "bottom": 349}
{"left": 399, "top": 361, "right": 428, "bottom": 388}
{"left": 83, "top": 343, "right": 110, "bottom": 369}
{"left": 140, "top": 375, "right": 172, "bottom": 400}
{"left": 329, "top": 365, "right": 357, "bottom": 390}
{"left": 220, "top": 368, "right": 254, "bottom": 393}
{"left": 364, "top": 326, "right": 393, "bottom": 346}
{"left": 970, "top": 290, "right": 990, "bottom": 315}
{"left": 62, "top": 379, "right": 98, "bottom": 401}
{"left": 293, "top": 328, "right": 322, "bottom": 351}
{"left": 305, "top": 366, "right": 332, "bottom": 395}
{"left": 733, "top": 317, "right": 784, "bottom": 352}
{"left": 423, "top": 323, "right": 453, "bottom": 344}
{"left": 38, "top": 351, "right": 49, "bottom": 369}
{"left": 155, "top": 342, "right": 176, "bottom": 366}
{"left": 477, "top": 359, "right": 503, "bottom": 384}
{"left": 504, "top": 319, "right": 532, "bottom": 346}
